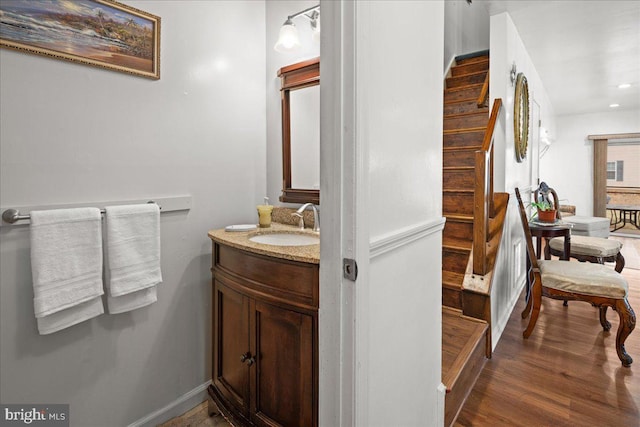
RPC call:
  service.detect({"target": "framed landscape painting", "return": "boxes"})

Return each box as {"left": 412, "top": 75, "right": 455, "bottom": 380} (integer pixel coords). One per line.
{"left": 0, "top": 0, "right": 160, "bottom": 79}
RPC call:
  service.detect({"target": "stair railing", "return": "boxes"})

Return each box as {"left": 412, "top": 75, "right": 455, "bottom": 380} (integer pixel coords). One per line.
{"left": 473, "top": 97, "right": 503, "bottom": 275}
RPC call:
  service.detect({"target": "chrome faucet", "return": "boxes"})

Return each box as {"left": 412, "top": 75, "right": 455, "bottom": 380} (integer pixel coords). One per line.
{"left": 292, "top": 203, "right": 320, "bottom": 232}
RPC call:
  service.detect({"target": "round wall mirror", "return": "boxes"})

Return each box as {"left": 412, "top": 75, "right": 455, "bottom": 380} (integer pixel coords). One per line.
{"left": 514, "top": 72, "right": 529, "bottom": 163}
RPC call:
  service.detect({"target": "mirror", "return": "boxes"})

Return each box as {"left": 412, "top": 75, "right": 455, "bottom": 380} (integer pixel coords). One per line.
{"left": 514, "top": 72, "right": 529, "bottom": 163}
{"left": 278, "top": 57, "right": 320, "bottom": 205}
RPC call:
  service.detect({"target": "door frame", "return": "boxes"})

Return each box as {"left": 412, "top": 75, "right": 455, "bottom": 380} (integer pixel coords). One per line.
{"left": 589, "top": 132, "right": 640, "bottom": 216}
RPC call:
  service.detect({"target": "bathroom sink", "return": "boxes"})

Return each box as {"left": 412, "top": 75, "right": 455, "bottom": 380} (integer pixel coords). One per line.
{"left": 249, "top": 232, "right": 319, "bottom": 246}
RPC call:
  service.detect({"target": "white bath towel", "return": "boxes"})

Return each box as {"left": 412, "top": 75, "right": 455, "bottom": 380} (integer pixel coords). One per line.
{"left": 30, "top": 208, "right": 105, "bottom": 334}
{"left": 105, "top": 204, "right": 162, "bottom": 313}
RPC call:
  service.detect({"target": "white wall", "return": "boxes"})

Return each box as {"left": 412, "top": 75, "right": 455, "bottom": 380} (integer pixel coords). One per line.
{"left": 444, "top": 0, "right": 490, "bottom": 71}
{"left": 319, "top": 0, "right": 446, "bottom": 424}
{"left": 488, "top": 12, "right": 556, "bottom": 348}
{"left": 356, "top": 1, "right": 445, "bottom": 424}
{"left": 0, "top": 2, "right": 266, "bottom": 426}
{"left": 265, "top": 0, "right": 320, "bottom": 206}
{"left": 539, "top": 109, "right": 640, "bottom": 215}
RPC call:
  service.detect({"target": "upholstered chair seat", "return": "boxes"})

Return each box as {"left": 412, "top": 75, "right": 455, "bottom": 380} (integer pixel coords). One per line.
{"left": 539, "top": 259, "right": 628, "bottom": 298}
{"left": 547, "top": 235, "right": 625, "bottom": 273}
{"left": 549, "top": 235, "right": 622, "bottom": 258}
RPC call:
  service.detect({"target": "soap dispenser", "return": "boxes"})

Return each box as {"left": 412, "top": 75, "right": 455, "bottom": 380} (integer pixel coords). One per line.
{"left": 256, "top": 197, "right": 273, "bottom": 228}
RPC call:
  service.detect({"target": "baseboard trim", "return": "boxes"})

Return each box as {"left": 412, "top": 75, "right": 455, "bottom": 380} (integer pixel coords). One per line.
{"left": 128, "top": 381, "right": 211, "bottom": 427}
{"left": 491, "top": 279, "right": 525, "bottom": 351}
{"left": 444, "top": 55, "right": 456, "bottom": 80}
{"left": 370, "top": 217, "right": 446, "bottom": 259}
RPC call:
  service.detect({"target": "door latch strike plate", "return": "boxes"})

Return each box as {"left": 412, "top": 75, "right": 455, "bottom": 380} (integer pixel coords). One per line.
{"left": 343, "top": 258, "right": 358, "bottom": 281}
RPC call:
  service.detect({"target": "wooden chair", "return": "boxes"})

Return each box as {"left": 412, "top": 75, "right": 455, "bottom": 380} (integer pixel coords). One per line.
{"left": 539, "top": 184, "right": 625, "bottom": 273}
{"left": 515, "top": 188, "right": 636, "bottom": 367}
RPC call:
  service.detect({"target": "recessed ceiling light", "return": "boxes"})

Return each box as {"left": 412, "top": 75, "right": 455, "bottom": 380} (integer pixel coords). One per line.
{"left": 618, "top": 83, "right": 631, "bottom": 89}
{"left": 609, "top": 103, "right": 620, "bottom": 108}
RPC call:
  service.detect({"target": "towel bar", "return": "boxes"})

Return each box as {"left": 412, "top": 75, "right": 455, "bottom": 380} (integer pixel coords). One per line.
{"left": 2, "top": 201, "right": 160, "bottom": 224}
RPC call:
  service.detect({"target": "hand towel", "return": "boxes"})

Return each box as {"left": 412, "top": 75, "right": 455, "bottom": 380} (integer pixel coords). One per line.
{"left": 30, "top": 208, "right": 105, "bottom": 334}
{"left": 105, "top": 204, "right": 162, "bottom": 313}
{"left": 107, "top": 287, "right": 157, "bottom": 314}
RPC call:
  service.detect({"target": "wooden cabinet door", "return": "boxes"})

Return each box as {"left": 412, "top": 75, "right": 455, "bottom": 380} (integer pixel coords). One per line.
{"left": 249, "top": 300, "right": 316, "bottom": 427}
{"left": 213, "top": 280, "right": 250, "bottom": 417}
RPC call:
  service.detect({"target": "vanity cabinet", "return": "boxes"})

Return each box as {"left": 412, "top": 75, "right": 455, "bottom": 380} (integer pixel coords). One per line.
{"left": 209, "top": 241, "right": 319, "bottom": 427}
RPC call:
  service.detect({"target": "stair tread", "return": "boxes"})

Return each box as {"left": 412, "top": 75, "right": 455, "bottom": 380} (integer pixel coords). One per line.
{"left": 444, "top": 126, "right": 486, "bottom": 135}
{"left": 444, "top": 109, "right": 489, "bottom": 119}
{"left": 448, "top": 69, "right": 488, "bottom": 79}
{"left": 443, "top": 166, "right": 474, "bottom": 171}
{"left": 445, "top": 83, "right": 484, "bottom": 93}
{"left": 443, "top": 236, "right": 472, "bottom": 251}
{"left": 442, "top": 308, "right": 488, "bottom": 389}
{"left": 454, "top": 57, "right": 489, "bottom": 66}
{"left": 443, "top": 189, "right": 474, "bottom": 194}
{"left": 443, "top": 96, "right": 478, "bottom": 105}
{"left": 443, "top": 146, "right": 482, "bottom": 151}
{"left": 444, "top": 213, "right": 474, "bottom": 222}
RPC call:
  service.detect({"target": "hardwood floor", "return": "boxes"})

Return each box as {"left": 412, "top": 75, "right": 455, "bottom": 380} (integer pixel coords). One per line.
{"left": 456, "top": 236, "right": 640, "bottom": 426}
{"left": 158, "top": 401, "right": 229, "bottom": 427}
{"left": 163, "top": 237, "right": 640, "bottom": 427}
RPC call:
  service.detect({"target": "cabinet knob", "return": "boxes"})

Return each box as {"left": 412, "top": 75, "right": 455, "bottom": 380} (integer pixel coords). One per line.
{"left": 240, "top": 352, "right": 256, "bottom": 366}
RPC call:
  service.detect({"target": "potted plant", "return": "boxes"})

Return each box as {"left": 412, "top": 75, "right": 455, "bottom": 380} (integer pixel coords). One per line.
{"left": 530, "top": 200, "right": 557, "bottom": 223}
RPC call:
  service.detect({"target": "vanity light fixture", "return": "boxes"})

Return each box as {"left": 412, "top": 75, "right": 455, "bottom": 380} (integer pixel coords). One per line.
{"left": 618, "top": 83, "right": 631, "bottom": 89}
{"left": 610, "top": 103, "right": 620, "bottom": 108}
{"left": 274, "top": 4, "right": 320, "bottom": 53}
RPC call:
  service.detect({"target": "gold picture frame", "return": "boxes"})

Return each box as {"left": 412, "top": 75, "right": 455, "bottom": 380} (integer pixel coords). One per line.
{"left": 0, "top": 0, "right": 160, "bottom": 79}
{"left": 514, "top": 72, "right": 530, "bottom": 162}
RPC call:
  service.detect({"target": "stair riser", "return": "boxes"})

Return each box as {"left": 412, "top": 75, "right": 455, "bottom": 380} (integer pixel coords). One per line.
{"left": 443, "top": 249, "right": 469, "bottom": 274}
{"left": 444, "top": 131, "right": 485, "bottom": 148}
{"left": 456, "top": 55, "right": 489, "bottom": 66}
{"left": 446, "top": 72, "right": 487, "bottom": 89}
{"left": 444, "top": 220, "right": 474, "bottom": 241}
{"left": 451, "top": 60, "right": 489, "bottom": 77}
{"left": 444, "top": 333, "right": 487, "bottom": 426}
{"left": 444, "top": 170, "right": 475, "bottom": 190}
{"left": 444, "top": 86, "right": 483, "bottom": 103}
{"left": 444, "top": 113, "right": 488, "bottom": 130}
{"left": 444, "top": 193, "right": 474, "bottom": 215}
{"left": 443, "top": 287, "right": 462, "bottom": 310}
{"left": 444, "top": 150, "right": 476, "bottom": 168}
{"left": 444, "top": 101, "right": 488, "bottom": 116}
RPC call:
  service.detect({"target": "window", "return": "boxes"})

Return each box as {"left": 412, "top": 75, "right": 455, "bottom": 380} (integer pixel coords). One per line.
{"left": 607, "top": 160, "right": 624, "bottom": 182}
{"left": 607, "top": 162, "right": 616, "bottom": 179}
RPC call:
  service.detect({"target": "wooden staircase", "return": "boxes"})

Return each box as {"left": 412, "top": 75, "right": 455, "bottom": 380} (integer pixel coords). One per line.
{"left": 441, "top": 51, "right": 501, "bottom": 426}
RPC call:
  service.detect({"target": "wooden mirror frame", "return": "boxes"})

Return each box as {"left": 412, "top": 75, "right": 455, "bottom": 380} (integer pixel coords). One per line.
{"left": 514, "top": 72, "right": 530, "bottom": 163}
{"left": 278, "top": 57, "right": 320, "bottom": 205}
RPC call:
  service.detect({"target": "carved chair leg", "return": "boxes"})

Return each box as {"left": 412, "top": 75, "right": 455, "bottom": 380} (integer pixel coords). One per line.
{"left": 523, "top": 279, "right": 542, "bottom": 338}
{"left": 614, "top": 298, "right": 636, "bottom": 367}
{"left": 615, "top": 252, "right": 625, "bottom": 273}
{"left": 599, "top": 306, "right": 611, "bottom": 332}
{"left": 522, "top": 291, "right": 533, "bottom": 319}
{"left": 522, "top": 269, "right": 533, "bottom": 319}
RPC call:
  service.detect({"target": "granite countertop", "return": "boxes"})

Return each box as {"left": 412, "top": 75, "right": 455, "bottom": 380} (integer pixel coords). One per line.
{"left": 208, "top": 222, "right": 319, "bottom": 264}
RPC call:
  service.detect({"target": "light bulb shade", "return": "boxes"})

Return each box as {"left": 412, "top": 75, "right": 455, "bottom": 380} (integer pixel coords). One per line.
{"left": 274, "top": 20, "right": 301, "bottom": 53}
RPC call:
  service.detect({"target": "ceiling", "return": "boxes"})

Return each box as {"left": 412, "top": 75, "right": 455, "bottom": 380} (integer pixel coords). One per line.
{"left": 480, "top": 0, "right": 640, "bottom": 116}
